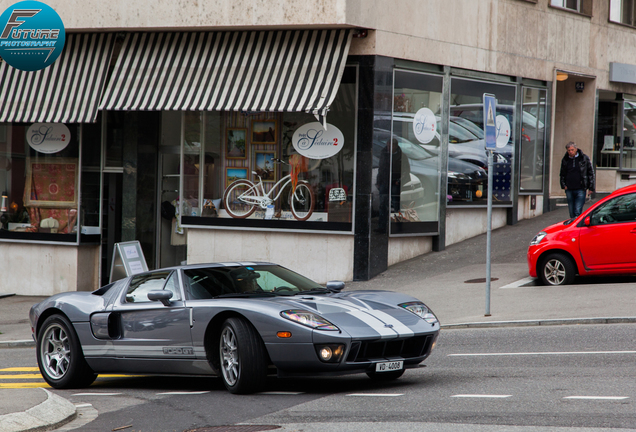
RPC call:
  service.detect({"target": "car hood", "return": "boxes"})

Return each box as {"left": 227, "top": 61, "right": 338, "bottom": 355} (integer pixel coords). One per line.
{"left": 541, "top": 219, "right": 576, "bottom": 235}
{"left": 271, "top": 291, "right": 437, "bottom": 338}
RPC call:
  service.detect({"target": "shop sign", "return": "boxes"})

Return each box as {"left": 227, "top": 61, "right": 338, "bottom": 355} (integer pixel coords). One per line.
{"left": 26, "top": 123, "right": 71, "bottom": 153}
{"left": 292, "top": 122, "right": 344, "bottom": 159}
{"left": 0, "top": 1, "right": 66, "bottom": 71}
{"left": 412, "top": 107, "right": 437, "bottom": 144}
{"left": 495, "top": 115, "right": 510, "bottom": 149}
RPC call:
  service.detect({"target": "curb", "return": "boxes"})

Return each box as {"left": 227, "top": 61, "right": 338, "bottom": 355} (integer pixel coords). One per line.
{"left": 0, "top": 340, "right": 35, "bottom": 349}
{"left": 441, "top": 317, "right": 636, "bottom": 329}
{"left": 0, "top": 388, "right": 77, "bottom": 432}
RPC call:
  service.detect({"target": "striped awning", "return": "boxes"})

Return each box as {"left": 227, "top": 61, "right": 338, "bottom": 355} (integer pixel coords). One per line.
{"left": 0, "top": 33, "right": 115, "bottom": 124}
{"left": 99, "top": 29, "right": 352, "bottom": 117}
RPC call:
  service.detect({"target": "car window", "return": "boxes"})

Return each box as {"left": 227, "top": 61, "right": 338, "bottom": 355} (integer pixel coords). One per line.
{"left": 590, "top": 193, "right": 636, "bottom": 225}
{"left": 164, "top": 272, "right": 181, "bottom": 301}
{"left": 183, "top": 265, "right": 323, "bottom": 298}
{"left": 125, "top": 271, "right": 172, "bottom": 303}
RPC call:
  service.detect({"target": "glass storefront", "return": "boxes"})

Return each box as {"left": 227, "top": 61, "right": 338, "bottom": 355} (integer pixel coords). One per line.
{"left": 449, "top": 77, "right": 516, "bottom": 206}
{"left": 0, "top": 123, "right": 96, "bottom": 242}
{"left": 179, "top": 66, "right": 357, "bottom": 231}
{"left": 520, "top": 88, "right": 547, "bottom": 192}
{"left": 596, "top": 92, "right": 636, "bottom": 171}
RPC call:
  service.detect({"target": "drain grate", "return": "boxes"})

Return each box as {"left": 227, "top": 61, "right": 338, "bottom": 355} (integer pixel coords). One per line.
{"left": 185, "top": 426, "right": 281, "bottom": 432}
{"left": 464, "top": 277, "right": 499, "bottom": 284}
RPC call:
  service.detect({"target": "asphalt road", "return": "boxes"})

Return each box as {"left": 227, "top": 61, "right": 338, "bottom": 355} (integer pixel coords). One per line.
{"left": 3, "top": 324, "right": 636, "bottom": 431}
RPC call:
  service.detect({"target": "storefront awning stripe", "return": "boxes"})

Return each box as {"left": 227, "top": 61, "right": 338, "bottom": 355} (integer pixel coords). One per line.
{"left": 99, "top": 29, "right": 352, "bottom": 116}
{"left": 0, "top": 33, "right": 115, "bottom": 124}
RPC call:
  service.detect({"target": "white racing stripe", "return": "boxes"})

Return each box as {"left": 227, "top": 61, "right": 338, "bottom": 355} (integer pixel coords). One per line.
{"left": 449, "top": 351, "right": 636, "bottom": 357}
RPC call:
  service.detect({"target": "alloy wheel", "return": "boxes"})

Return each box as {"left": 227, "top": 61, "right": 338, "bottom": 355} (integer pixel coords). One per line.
{"left": 544, "top": 258, "right": 566, "bottom": 285}
{"left": 41, "top": 323, "right": 71, "bottom": 379}
{"left": 220, "top": 326, "right": 239, "bottom": 386}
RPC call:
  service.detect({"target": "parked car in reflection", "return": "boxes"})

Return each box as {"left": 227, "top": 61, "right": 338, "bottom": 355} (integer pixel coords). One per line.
{"left": 372, "top": 129, "right": 487, "bottom": 208}
{"left": 528, "top": 184, "right": 636, "bottom": 285}
{"left": 30, "top": 262, "right": 440, "bottom": 394}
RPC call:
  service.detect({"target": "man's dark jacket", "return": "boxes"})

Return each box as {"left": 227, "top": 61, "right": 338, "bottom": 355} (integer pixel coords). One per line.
{"left": 559, "top": 149, "right": 595, "bottom": 192}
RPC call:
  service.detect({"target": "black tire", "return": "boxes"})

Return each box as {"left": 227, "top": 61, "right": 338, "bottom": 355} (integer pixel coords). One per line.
{"left": 538, "top": 252, "right": 576, "bottom": 286}
{"left": 366, "top": 369, "right": 406, "bottom": 381}
{"left": 219, "top": 317, "right": 267, "bottom": 394}
{"left": 223, "top": 180, "right": 258, "bottom": 218}
{"left": 289, "top": 182, "right": 315, "bottom": 221}
{"left": 36, "top": 314, "right": 96, "bottom": 389}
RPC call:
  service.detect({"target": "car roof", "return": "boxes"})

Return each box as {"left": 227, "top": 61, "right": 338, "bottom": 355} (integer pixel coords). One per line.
{"left": 157, "top": 262, "right": 277, "bottom": 272}
{"left": 610, "top": 183, "right": 636, "bottom": 197}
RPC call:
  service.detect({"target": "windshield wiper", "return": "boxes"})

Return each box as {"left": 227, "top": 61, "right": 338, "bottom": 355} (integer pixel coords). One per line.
{"left": 297, "top": 287, "right": 331, "bottom": 295}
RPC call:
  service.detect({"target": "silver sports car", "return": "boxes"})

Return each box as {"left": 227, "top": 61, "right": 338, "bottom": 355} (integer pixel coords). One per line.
{"left": 29, "top": 262, "right": 440, "bottom": 394}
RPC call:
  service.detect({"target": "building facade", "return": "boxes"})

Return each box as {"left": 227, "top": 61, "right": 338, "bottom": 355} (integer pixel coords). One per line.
{"left": 2, "top": 0, "right": 636, "bottom": 295}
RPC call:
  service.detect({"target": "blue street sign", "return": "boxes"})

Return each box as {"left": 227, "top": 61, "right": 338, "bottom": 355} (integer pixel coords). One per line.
{"left": 483, "top": 93, "right": 497, "bottom": 150}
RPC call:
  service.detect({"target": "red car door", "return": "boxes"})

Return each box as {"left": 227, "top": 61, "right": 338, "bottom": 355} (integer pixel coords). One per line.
{"left": 579, "top": 192, "right": 636, "bottom": 271}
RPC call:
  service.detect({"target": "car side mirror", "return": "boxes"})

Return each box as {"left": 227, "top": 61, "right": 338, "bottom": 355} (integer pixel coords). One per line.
{"left": 584, "top": 216, "right": 591, "bottom": 226}
{"left": 148, "top": 290, "right": 173, "bottom": 306}
{"left": 326, "top": 281, "right": 345, "bottom": 292}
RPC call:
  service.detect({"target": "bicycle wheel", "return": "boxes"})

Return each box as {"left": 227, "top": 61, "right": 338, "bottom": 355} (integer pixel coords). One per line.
{"left": 289, "top": 182, "right": 315, "bottom": 221}
{"left": 223, "top": 180, "right": 258, "bottom": 218}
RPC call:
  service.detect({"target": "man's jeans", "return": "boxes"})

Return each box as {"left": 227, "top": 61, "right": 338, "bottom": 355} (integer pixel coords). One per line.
{"left": 565, "top": 188, "right": 586, "bottom": 218}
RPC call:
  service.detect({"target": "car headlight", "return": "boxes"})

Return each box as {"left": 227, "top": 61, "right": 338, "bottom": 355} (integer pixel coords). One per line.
{"left": 315, "top": 344, "right": 345, "bottom": 363}
{"left": 399, "top": 302, "right": 438, "bottom": 325}
{"left": 530, "top": 231, "right": 547, "bottom": 246}
{"left": 280, "top": 310, "right": 339, "bottom": 331}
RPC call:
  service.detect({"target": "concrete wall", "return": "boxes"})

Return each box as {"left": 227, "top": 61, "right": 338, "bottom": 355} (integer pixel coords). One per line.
{"left": 0, "top": 244, "right": 99, "bottom": 296}
{"left": 187, "top": 228, "right": 354, "bottom": 283}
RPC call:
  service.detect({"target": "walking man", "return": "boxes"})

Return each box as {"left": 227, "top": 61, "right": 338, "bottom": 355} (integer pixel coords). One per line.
{"left": 559, "top": 141, "right": 595, "bottom": 218}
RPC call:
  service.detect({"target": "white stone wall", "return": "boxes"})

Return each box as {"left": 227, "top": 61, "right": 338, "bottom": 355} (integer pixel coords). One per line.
{"left": 187, "top": 228, "right": 354, "bottom": 283}
{"left": 445, "top": 207, "right": 508, "bottom": 246}
{"left": 387, "top": 236, "right": 433, "bottom": 267}
{"left": 0, "top": 244, "right": 99, "bottom": 296}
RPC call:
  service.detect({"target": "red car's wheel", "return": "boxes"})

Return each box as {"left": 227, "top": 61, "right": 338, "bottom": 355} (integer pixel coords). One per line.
{"left": 538, "top": 253, "right": 576, "bottom": 286}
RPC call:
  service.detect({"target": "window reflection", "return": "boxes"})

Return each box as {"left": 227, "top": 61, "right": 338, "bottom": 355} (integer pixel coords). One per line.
{"left": 520, "top": 88, "right": 546, "bottom": 192}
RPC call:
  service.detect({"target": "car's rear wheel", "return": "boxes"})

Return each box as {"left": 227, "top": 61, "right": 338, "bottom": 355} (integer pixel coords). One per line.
{"left": 538, "top": 253, "right": 576, "bottom": 286}
{"left": 37, "top": 315, "right": 96, "bottom": 389}
{"left": 219, "top": 317, "right": 267, "bottom": 394}
{"left": 366, "top": 369, "right": 405, "bottom": 381}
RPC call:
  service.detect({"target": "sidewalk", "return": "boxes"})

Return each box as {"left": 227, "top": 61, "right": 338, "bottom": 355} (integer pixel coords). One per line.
{"left": 2, "top": 202, "right": 636, "bottom": 431}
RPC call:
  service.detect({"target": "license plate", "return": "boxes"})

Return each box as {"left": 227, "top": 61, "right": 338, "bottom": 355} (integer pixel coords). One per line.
{"left": 375, "top": 360, "right": 403, "bottom": 372}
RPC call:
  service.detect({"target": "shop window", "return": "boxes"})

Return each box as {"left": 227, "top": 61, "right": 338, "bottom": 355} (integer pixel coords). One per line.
{"left": 550, "top": 0, "right": 593, "bottom": 15}
{"left": 179, "top": 66, "right": 357, "bottom": 231}
{"left": 374, "top": 69, "right": 442, "bottom": 235}
{"left": 520, "top": 88, "right": 547, "bottom": 192}
{"left": 596, "top": 98, "right": 621, "bottom": 169}
{"left": 449, "top": 78, "right": 516, "bottom": 206}
{"left": 610, "top": 0, "right": 636, "bottom": 25}
{"left": 0, "top": 123, "right": 81, "bottom": 241}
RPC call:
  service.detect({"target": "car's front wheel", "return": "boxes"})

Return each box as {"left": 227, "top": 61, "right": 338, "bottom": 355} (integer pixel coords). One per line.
{"left": 538, "top": 252, "right": 576, "bottom": 286}
{"left": 219, "top": 317, "right": 268, "bottom": 394}
{"left": 36, "top": 314, "right": 96, "bottom": 389}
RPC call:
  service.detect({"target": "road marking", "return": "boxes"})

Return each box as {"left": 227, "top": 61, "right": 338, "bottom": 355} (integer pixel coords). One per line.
{"left": 451, "top": 394, "right": 512, "bottom": 398}
{"left": 499, "top": 277, "right": 536, "bottom": 289}
{"left": 564, "top": 396, "right": 629, "bottom": 400}
{"left": 347, "top": 393, "right": 404, "bottom": 397}
{"left": 156, "top": 391, "right": 211, "bottom": 395}
{"left": 0, "top": 382, "right": 49, "bottom": 388}
{"left": 0, "top": 367, "right": 39, "bottom": 372}
{"left": 258, "top": 391, "right": 305, "bottom": 395}
{"left": 0, "top": 374, "right": 43, "bottom": 379}
{"left": 74, "top": 403, "right": 93, "bottom": 408}
{"left": 449, "top": 350, "right": 636, "bottom": 357}
{"left": 71, "top": 392, "right": 122, "bottom": 396}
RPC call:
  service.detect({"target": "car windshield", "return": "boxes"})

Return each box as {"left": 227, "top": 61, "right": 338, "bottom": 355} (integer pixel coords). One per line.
{"left": 184, "top": 265, "right": 325, "bottom": 299}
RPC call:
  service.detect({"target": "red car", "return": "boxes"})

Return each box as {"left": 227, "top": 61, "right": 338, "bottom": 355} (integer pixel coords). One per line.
{"left": 528, "top": 184, "right": 636, "bottom": 285}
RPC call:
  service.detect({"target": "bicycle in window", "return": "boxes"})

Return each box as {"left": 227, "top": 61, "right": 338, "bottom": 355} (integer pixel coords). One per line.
{"left": 223, "top": 158, "right": 315, "bottom": 221}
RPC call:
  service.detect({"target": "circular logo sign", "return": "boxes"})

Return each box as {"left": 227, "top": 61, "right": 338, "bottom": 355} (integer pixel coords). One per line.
{"left": 0, "top": 1, "right": 65, "bottom": 71}
{"left": 495, "top": 115, "right": 511, "bottom": 149}
{"left": 26, "top": 123, "right": 71, "bottom": 153}
{"left": 412, "top": 107, "right": 437, "bottom": 144}
{"left": 292, "top": 122, "right": 344, "bottom": 159}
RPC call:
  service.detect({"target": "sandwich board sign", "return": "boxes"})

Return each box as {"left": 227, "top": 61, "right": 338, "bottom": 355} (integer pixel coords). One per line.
{"left": 109, "top": 241, "right": 148, "bottom": 283}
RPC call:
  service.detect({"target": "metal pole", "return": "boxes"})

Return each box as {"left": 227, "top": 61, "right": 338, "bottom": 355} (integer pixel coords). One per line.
{"left": 485, "top": 149, "right": 493, "bottom": 316}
